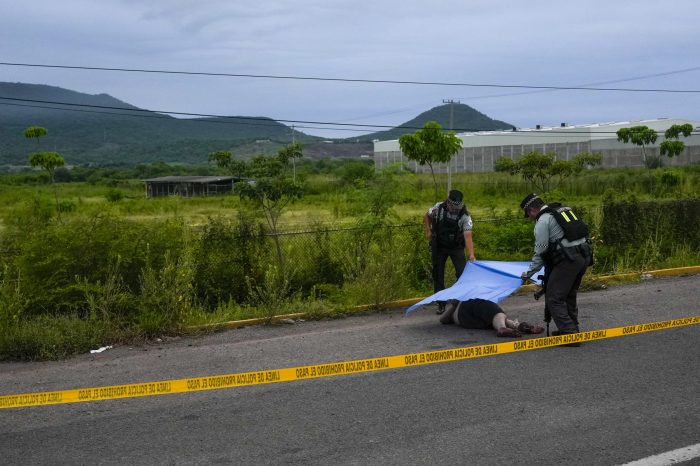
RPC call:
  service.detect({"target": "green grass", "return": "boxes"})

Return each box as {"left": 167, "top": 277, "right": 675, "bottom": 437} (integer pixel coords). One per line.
{"left": 0, "top": 315, "right": 108, "bottom": 361}
{"left": 3, "top": 166, "right": 698, "bottom": 229}
{"left": 1, "top": 164, "right": 699, "bottom": 361}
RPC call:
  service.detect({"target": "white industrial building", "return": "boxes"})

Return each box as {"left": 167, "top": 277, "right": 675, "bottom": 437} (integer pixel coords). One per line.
{"left": 373, "top": 118, "right": 700, "bottom": 173}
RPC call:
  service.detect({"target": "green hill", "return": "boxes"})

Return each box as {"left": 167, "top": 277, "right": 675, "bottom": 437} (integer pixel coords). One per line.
{"left": 0, "top": 82, "right": 316, "bottom": 166}
{"left": 0, "top": 83, "right": 512, "bottom": 167}
{"left": 359, "top": 103, "right": 513, "bottom": 141}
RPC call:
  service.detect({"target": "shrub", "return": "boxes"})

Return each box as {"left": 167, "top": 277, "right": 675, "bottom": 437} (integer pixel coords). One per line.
{"left": 282, "top": 227, "right": 345, "bottom": 294}
{"left": 601, "top": 198, "right": 700, "bottom": 249}
{"left": 3, "top": 212, "right": 187, "bottom": 315}
{"left": 80, "top": 259, "right": 136, "bottom": 324}
{"left": 342, "top": 242, "right": 411, "bottom": 309}
{"left": 57, "top": 200, "right": 76, "bottom": 213}
{"left": 192, "top": 213, "right": 267, "bottom": 307}
{"left": 599, "top": 198, "right": 700, "bottom": 271}
{"left": 476, "top": 217, "right": 533, "bottom": 261}
{"left": 137, "top": 248, "right": 198, "bottom": 336}
{"left": 338, "top": 161, "right": 375, "bottom": 185}
{"left": 245, "top": 265, "right": 294, "bottom": 321}
{"left": 105, "top": 189, "right": 124, "bottom": 202}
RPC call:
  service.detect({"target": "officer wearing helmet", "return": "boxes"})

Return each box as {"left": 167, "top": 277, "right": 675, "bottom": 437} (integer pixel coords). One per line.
{"left": 424, "top": 189, "right": 476, "bottom": 314}
{"left": 520, "top": 193, "right": 592, "bottom": 345}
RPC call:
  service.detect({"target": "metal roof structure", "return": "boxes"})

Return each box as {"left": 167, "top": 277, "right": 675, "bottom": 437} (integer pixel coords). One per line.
{"left": 143, "top": 175, "right": 247, "bottom": 198}
{"left": 143, "top": 176, "right": 237, "bottom": 183}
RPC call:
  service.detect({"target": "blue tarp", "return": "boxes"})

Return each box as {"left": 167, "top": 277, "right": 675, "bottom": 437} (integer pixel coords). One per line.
{"left": 404, "top": 260, "right": 542, "bottom": 315}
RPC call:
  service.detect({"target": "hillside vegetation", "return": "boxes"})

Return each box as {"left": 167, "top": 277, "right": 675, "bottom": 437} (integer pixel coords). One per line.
{"left": 1, "top": 82, "right": 508, "bottom": 166}
{"left": 0, "top": 82, "right": 316, "bottom": 166}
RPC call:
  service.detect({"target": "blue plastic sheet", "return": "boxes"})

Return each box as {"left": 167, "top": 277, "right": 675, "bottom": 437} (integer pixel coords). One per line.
{"left": 404, "top": 260, "right": 542, "bottom": 315}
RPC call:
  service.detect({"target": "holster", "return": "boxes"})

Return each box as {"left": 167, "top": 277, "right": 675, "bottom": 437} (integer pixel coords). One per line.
{"left": 559, "top": 244, "right": 575, "bottom": 262}
{"left": 578, "top": 241, "right": 594, "bottom": 266}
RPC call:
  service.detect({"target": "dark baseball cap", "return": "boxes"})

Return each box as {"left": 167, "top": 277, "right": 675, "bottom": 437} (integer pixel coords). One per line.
{"left": 448, "top": 190, "right": 463, "bottom": 203}
{"left": 520, "top": 193, "right": 540, "bottom": 217}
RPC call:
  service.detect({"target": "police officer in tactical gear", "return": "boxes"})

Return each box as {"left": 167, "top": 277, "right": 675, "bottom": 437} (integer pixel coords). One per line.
{"left": 424, "top": 189, "right": 476, "bottom": 314}
{"left": 520, "top": 193, "right": 592, "bottom": 346}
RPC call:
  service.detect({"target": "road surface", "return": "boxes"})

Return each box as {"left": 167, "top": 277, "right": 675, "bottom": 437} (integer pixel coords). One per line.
{"left": 1, "top": 273, "right": 699, "bottom": 465}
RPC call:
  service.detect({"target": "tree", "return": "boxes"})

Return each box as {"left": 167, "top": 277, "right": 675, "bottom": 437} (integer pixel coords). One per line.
{"left": 29, "top": 151, "right": 65, "bottom": 183}
{"left": 24, "top": 126, "right": 47, "bottom": 145}
{"left": 236, "top": 152, "right": 304, "bottom": 268}
{"left": 616, "top": 126, "right": 658, "bottom": 167}
{"left": 208, "top": 150, "right": 246, "bottom": 177}
{"left": 29, "top": 151, "right": 66, "bottom": 216}
{"left": 208, "top": 150, "right": 232, "bottom": 169}
{"left": 399, "top": 121, "right": 463, "bottom": 201}
{"left": 276, "top": 142, "right": 304, "bottom": 182}
{"left": 494, "top": 151, "right": 602, "bottom": 193}
{"left": 25, "top": 126, "right": 65, "bottom": 215}
{"left": 659, "top": 123, "right": 694, "bottom": 158}
{"left": 338, "top": 160, "right": 375, "bottom": 185}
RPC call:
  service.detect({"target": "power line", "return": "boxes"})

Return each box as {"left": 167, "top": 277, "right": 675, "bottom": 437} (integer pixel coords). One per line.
{"left": 0, "top": 101, "right": 375, "bottom": 134}
{"left": 291, "top": 66, "right": 700, "bottom": 124}
{"left": 0, "top": 96, "right": 388, "bottom": 130}
{"left": 2, "top": 61, "right": 700, "bottom": 93}
{"left": 458, "top": 66, "right": 700, "bottom": 101}
{"left": 1, "top": 97, "right": 697, "bottom": 137}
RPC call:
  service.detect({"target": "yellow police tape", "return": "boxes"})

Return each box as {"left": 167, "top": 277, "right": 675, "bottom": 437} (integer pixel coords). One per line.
{"left": 2, "top": 316, "right": 699, "bottom": 410}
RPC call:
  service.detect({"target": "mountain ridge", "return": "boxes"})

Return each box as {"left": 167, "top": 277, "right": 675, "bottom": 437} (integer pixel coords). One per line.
{"left": 363, "top": 104, "right": 513, "bottom": 142}
{"left": 0, "top": 82, "right": 513, "bottom": 166}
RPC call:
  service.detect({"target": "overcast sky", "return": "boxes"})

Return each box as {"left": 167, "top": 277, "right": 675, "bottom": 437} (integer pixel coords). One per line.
{"left": 2, "top": 0, "right": 699, "bottom": 138}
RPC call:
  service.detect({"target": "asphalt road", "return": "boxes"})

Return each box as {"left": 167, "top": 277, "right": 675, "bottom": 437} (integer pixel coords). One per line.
{"left": 1, "top": 274, "right": 699, "bottom": 465}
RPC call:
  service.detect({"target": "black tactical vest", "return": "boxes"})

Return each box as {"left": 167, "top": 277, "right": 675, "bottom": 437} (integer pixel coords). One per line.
{"left": 537, "top": 203, "right": 589, "bottom": 241}
{"left": 434, "top": 203, "right": 468, "bottom": 248}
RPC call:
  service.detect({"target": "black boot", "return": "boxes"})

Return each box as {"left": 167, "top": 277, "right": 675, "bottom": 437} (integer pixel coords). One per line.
{"left": 551, "top": 326, "right": 581, "bottom": 336}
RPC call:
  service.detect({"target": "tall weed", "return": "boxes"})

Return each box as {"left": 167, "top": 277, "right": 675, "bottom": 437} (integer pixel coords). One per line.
{"left": 0, "top": 315, "right": 105, "bottom": 361}
{"left": 343, "top": 242, "right": 410, "bottom": 309}
{"left": 80, "top": 258, "right": 135, "bottom": 325}
{"left": 4, "top": 213, "right": 187, "bottom": 315}
{"left": 0, "top": 266, "right": 27, "bottom": 324}
{"left": 245, "top": 265, "right": 294, "bottom": 321}
{"left": 137, "top": 246, "right": 198, "bottom": 336}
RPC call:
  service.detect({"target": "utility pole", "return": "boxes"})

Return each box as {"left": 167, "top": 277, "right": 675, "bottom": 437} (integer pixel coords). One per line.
{"left": 291, "top": 125, "right": 296, "bottom": 182}
{"left": 442, "top": 99, "right": 460, "bottom": 193}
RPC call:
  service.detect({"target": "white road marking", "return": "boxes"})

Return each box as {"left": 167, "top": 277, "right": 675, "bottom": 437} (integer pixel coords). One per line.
{"left": 620, "top": 443, "right": 700, "bottom": 465}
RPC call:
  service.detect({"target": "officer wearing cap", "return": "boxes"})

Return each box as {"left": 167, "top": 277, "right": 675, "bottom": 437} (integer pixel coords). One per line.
{"left": 520, "top": 193, "right": 590, "bottom": 344}
{"left": 424, "top": 189, "right": 476, "bottom": 314}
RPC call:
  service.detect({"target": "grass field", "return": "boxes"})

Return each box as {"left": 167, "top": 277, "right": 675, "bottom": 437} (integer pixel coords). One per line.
{"left": 1, "top": 163, "right": 698, "bottom": 360}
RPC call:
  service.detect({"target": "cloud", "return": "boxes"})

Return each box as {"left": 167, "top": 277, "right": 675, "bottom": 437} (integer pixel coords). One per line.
{"left": 1, "top": 0, "right": 698, "bottom": 137}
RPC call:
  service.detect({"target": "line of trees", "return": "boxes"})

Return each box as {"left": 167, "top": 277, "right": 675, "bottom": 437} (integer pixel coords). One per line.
{"left": 393, "top": 121, "right": 696, "bottom": 196}
{"left": 395, "top": 120, "right": 605, "bottom": 195}
{"left": 616, "top": 123, "right": 693, "bottom": 168}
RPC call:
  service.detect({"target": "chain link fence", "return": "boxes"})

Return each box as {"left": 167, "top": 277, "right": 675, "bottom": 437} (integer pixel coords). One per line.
{"left": 192, "top": 215, "right": 534, "bottom": 308}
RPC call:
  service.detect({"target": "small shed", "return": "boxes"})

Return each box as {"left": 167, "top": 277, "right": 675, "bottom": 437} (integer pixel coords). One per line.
{"left": 144, "top": 176, "right": 241, "bottom": 198}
